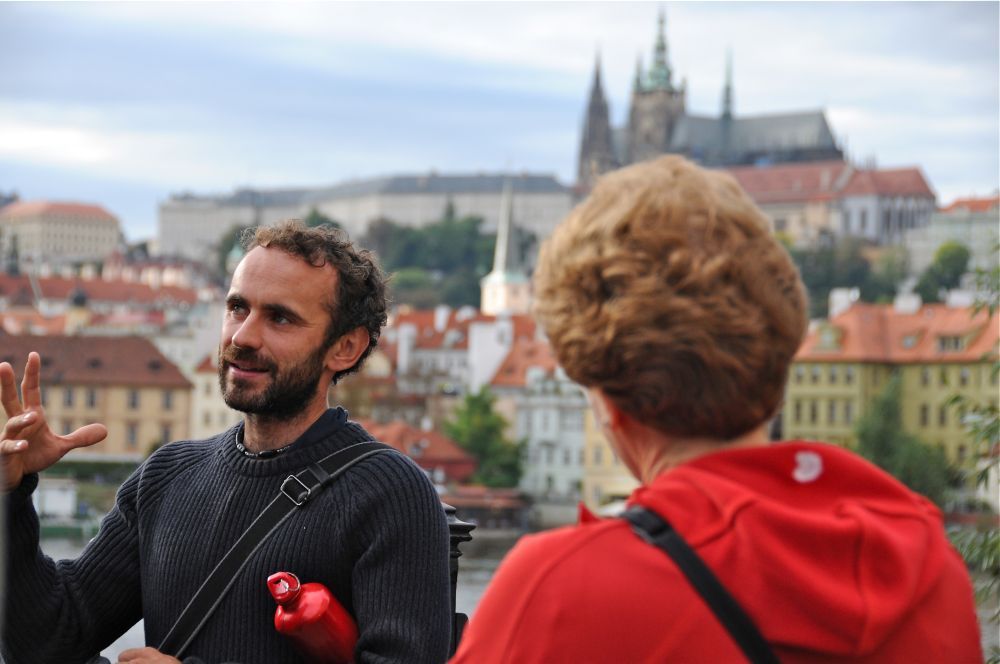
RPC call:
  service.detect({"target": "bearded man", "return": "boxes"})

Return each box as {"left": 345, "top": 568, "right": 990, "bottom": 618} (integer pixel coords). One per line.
{"left": 1, "top": 221, "right": 452, "bottom": 664}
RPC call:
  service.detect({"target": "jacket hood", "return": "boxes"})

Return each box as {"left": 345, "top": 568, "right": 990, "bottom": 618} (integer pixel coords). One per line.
{"left": 629, "top": 441, "right": 957, "bottom": 658}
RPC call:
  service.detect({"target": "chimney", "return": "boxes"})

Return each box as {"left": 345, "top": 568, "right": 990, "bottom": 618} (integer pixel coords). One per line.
{"left": 434, "top": 304, "right": 451, "bottom": 332}
{"left": 893, "top": 292, "right": 922, "bottom": 314}
{"left": 828, "top": 287, "right": 859, "bottom": 318}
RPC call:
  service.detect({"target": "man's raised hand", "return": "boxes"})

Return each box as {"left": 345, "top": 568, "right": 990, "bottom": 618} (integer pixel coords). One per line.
{"left": 0, "top": 352, "right": 108, "bottom": 491}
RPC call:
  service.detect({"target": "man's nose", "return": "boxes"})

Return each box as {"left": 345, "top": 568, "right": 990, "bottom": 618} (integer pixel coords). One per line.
{"left": 231, "top": 315, "right": 263, "bottom": 349}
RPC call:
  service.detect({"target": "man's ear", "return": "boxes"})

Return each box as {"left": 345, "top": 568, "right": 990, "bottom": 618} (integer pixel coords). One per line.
{"left": 325, "top": 327, "right": 370, "bottom": 374}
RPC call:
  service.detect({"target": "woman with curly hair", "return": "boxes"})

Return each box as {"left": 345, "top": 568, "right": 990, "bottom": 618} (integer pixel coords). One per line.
{"left": 451, "top": 156, "right": 981, "bottom": 663}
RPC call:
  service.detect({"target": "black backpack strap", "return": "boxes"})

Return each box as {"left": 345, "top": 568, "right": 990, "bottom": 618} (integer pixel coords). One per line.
{"left": 622, "top": 506, "right": 780, "bottom": 664}
{"left": 159, "top": 440, "right": 395, "bottom": 658}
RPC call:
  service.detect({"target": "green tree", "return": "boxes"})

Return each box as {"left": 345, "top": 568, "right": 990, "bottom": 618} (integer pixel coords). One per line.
{"left": 914, "top": 241, "right": 971, "bottom": 303}
{"left": 215, "top": 223, "right": 252, "bottom": 276}
{"left": 445, "top": 387, "right": 523, "bottom": 487}
{"left": 947, "top": 243, "right": 999, "bottom": 661}
{"left": 790, "top": 238, "right": 872, "bottom": 318}
{"left": 860, "top": 246, "right": 908, "bottom": 303}
{"left": 389, "top": 267, "right": 441, "bottom": 309}
{"left": 855, "top": 373, "right": 953, "bottom": 507}
{"left": 360, "top": 212, "right": 502, "bottom": 308}
{"left": 303, "top": 207, "right": 342, "bottom": 229}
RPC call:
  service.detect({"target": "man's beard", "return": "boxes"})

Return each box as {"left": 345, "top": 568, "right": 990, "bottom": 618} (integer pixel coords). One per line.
{"left": 218, "top": 343, "right": 327, "bottom": 420}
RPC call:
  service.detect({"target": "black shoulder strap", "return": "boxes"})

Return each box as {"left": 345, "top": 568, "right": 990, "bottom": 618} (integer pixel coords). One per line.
{"left": 159, "top": 440, "right": 395, "bottom": 658}
{"left": 622, "top": 506, "right": 780, "bottom": 664}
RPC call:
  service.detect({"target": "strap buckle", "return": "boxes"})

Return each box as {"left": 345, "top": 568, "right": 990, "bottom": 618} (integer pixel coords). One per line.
{"left": 280, "top": 475, "right": 312, "bottom": 506}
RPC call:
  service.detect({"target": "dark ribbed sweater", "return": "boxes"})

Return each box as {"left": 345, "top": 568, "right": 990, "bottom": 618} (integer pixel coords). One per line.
{"left": 3, "top": 409, "right": 452, "bottom": 664}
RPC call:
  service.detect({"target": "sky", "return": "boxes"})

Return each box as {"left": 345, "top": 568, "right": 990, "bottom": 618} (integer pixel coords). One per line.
{"left": 0, "top": 1, "right": 997, "bottom": 242}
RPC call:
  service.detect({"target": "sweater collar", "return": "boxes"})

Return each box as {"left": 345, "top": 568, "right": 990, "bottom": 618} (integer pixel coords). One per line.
{"left": 221, "top": 408, "right": 371, "bottom": 477}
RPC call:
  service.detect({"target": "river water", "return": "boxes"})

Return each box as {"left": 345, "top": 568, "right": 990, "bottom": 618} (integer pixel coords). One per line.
{"left": 40, "top": 531, "right": 519, "bottom": 660}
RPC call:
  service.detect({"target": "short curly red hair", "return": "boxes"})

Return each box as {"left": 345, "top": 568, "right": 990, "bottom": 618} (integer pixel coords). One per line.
{"left": 533, "top": 156, "right": 808, "bottom": 440}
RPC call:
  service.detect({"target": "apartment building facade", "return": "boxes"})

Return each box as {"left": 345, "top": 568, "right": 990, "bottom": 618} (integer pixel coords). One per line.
{"left": 783, "top": 299, "right": 998, "bottom": 465}
{"left": 0, "top": 334, "right": 192, "bottom": 461}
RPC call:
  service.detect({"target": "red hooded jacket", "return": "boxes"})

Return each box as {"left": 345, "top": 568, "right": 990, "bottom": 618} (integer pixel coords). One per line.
{"left": 451, "top": 441, "right": 982, "bottom": 663}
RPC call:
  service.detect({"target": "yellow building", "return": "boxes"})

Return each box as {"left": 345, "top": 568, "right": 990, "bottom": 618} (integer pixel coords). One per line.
{"left": 0, "top": 334, "right": 192, "bottom": 461}
{"left": 189, "top": 354, "right": 242, "bottom": 440}
{"left": 581, "top": 409, "right": 638, "bottom": 513}
{"left": 784, "top": 300, "right": 998, "bottom": 465}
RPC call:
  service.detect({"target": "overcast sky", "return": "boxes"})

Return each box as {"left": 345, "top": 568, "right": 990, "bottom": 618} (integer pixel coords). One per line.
{"left": 1, "top": 1, "right": 997, "bottom": 241}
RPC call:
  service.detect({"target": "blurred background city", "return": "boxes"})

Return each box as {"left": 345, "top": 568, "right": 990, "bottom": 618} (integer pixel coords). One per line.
{"left": 0, "top": 2, "right": 997, "bottom": 658}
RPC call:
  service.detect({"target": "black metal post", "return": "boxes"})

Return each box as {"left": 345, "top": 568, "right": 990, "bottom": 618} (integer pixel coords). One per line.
{"left": 442, "top": 501, "right": 475, "bottom": 656}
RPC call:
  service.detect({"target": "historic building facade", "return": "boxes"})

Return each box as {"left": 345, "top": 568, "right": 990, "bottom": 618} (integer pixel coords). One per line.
{"left": 783, "top": 298, "right": 998, "bottom": 466}
{"left": 578, "top": 11, "right": 844, "bottom": 189}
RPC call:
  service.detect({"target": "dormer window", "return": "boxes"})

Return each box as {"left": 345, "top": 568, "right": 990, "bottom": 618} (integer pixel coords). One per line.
{"left": 902, "top": 334, "right": 919, "bottom": 349}
{"left": 937, "top": 335, "right": 964, "bottom": 352}
{"left": 817, "top": 325, "right": 842, "bottom": 351}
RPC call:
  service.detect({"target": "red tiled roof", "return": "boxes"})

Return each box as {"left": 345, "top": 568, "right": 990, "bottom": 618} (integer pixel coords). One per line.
{"left": 839, "top": 167, "right": 935, "bottom": 198}
{"left": 490, "top": 337, "right": 558, "bottom": 388}
{"left": 195, "top": 354, "right": 216, "bottom": 373}
{"left": 0, "top": 311, "right": 67, "bottom": 336}
{"left": 940, "top": 196, "right": 1000, "bottom": 214}
{"left": 0, "top": 274, "right": 198, "bottom": 306}
{"left": 0, "top": 334, "right": 192, "bottom": 388}
{"left": 390, "top": 309, "right": 536, "bottom": 353}
{"left": 0, "top": 201, "right": 118, "bottom": 221}
{"left": 440, "top": 485, "right": 527, "bottom": 509}
{"left": 356, "top": 418, "right": 476, "bottom": 482}
{"left": 796, "top": 302, "right": 998, "bottom": 363}
{"left": 723, "top": 160, "right": 849, "bottom": 205}
{"left": 723, "top": 161, "right": 936, "bottom": 205}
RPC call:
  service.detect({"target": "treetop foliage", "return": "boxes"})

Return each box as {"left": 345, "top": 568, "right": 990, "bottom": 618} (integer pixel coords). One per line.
{"left": 445, "top": 387, "right": 523, "bottom": 488}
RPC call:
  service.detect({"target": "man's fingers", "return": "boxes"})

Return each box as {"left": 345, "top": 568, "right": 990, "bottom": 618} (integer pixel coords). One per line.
{"left": 0, "top": 438, "right": 28, "bottom": 455}
{"left": 1, "top": 411, "right": 38, "bottom": 439}
{"left": 20, "top": 352, "right": 42, "bottom": 409}
{"left": 117, "top": 646, "right": 181, "bottom": 663}
{"left": 64, "top": 423, "right": 108, "bottom": 450}
{"left": 0, "top": 362, "right": 22, "bottom": 418}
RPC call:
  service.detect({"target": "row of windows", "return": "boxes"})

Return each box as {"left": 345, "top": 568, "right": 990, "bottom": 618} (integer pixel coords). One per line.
{"left": 590, "top": 444, "right": 621, "bottom": 467}
{"left": 58, "top": 420, "right": 173, "bottom": 448}
{"left": 525, "top": 446, "right": 584, "bottom": 467}
{"left": 201, "top": 409, "right": 238, "bottom": 427}
{"left": 919, "top": 366, "right": 997, "bottom": 388}
{"left": 520, "top": 409, "right": 584, "bottom": 435}
{"left": 793, "top": 364, "right": 997, "bottom": 389}
{"left": 43, "top": 387, "right": 175, "bottom": 410}
{"left": 790, "top": 399, "right": 855, "bottom": 426}
{"left": 789, "top": 398, "right": 995, "bottom": 431}
{"left": 793, "top": 364, "right": 856, "bottom": 386}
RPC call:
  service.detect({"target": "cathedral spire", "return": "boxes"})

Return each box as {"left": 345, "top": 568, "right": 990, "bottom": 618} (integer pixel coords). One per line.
{"left": 633, "top": 54, "right": 645, "bottom": 92}
{"left": 647, "top": 8, "right": 673, "bottom": 91}
{"left": 577, "top": 50, "right": 616, "bottom": 187}
{"left": 721, "top": 48, "right": 734, "bottom": 120}
{"left": 589, "top": 50, "right": 605, "bottom": 101}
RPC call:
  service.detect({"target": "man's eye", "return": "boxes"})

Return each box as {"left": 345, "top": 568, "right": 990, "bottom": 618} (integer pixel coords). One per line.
{"left": 273, "top": 314, "right": 290, "bottom": 325}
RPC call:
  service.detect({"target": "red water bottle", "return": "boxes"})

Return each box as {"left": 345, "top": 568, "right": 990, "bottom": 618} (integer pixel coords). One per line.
{"left": 267, "top": 571, "right": 359, "bottom": 664}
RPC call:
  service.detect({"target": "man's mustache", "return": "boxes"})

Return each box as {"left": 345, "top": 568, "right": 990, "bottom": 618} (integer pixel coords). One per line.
{"left": 220, "top": 347, "right": 276, "bottom": 372}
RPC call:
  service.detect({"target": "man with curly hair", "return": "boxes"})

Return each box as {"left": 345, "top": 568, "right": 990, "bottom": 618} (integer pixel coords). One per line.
{"left": 451, "top": 157, "right": 982, "bottom": 663}
{"left": 2, "top": 220, "right": 452, "bottom": 663}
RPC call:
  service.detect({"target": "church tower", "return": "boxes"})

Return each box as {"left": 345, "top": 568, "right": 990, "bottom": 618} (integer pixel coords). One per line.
{"left": 720, "top": 49, "right": 734, "bottom": 160}
{"left": 577, "top": 53, "right": 617, "bottom": 189}
{"left": 626, "top": 9, "right": 687, "bottom": 164}
{"left": 480, "top": 180, "right": 531, "bottom": 316}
